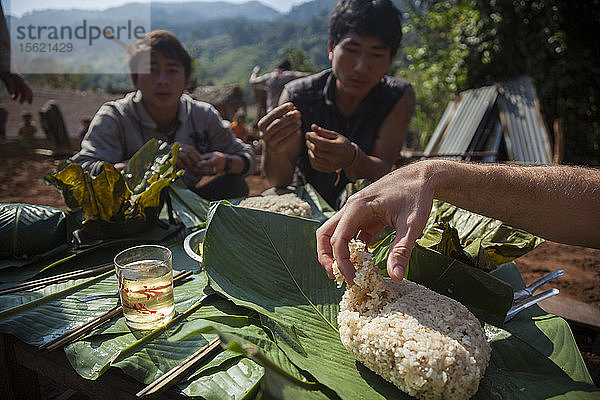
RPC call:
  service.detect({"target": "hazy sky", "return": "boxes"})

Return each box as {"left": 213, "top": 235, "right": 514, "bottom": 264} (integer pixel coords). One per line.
{"left": 2, "top": 0, "right": 310, "bottom": 17}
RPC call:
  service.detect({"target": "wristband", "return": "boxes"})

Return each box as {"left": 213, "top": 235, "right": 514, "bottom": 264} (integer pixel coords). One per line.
{"left": 240, "top": 155, "right": 251, "bottom": 175}
{"left": 344, "top": 142, "right": 359, "bottom": 170}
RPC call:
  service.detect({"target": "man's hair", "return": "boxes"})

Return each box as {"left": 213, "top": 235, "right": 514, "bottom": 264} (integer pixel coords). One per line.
{"left": 128, "top": 30, "right": 192, "bottom": 84}
{"left": 329, "top": 0, "right": 403, "bottom": 57}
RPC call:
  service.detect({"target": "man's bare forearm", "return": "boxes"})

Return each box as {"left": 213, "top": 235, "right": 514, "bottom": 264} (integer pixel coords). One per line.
{"left": 428, "top": 160, "right": 600, "bottom": 248}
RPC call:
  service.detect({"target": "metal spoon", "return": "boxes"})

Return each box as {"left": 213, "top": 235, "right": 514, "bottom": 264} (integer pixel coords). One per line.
{"left": 506, "top": 288, "right": 560, "bottom": 322}
{"left": 512, "top": 269, "right": 564, "bottom": 302}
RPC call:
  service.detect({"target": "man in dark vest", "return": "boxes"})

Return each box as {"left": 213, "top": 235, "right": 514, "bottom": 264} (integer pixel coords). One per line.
{"left": 39, "top": 100, "right": 71, "bottom": 156}
{"left": 258, "top": 0, "right": 415, "bottom": 209}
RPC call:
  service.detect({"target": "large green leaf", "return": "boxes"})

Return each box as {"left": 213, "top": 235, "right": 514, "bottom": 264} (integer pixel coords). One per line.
{"left": 0, "top": 221, "right": 181, "bottom": 285}
{"left": 202, "top": 202, "right": 598, "bottom": 399}
{"left": 490, "top": 264, "right": 593, "bottom": 384}
{"left": 0, "top": 197, "right": 596, "bottom": 399}
{"left": 477, "top": 325, "right": 597, "bottom": 398}
{"left": 203, "top": 203, "right": 402, "bottom": 399}
{"left": 220, "top": 332, "right": 330, "bottom": 400}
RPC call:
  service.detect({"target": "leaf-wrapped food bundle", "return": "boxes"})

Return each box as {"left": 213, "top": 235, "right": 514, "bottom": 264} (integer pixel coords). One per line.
{"left": 0, "top": 203, "right": 68, "bottom": 258}
{"left": 44, "top": 139, "right": 183, "bottom": 240}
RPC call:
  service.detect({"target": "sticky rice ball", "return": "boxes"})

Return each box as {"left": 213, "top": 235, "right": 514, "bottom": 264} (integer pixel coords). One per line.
{"left": 238, "top": 193, "right": 311, "bottom": 218}
{"left": 333, "top": 240, "right": 491, "bottom": 400}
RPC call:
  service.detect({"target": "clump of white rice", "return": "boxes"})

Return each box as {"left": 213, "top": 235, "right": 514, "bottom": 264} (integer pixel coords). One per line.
{"left": 333, "top": 240, "right": 490, "bottom": 400}
{"left": 238, "top": 193, "right": 311, "bottom": 218}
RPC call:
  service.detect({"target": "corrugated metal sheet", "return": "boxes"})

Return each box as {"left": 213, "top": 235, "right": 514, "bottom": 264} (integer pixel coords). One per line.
{"left": 497, "top": 76, "right": 552, "bottom": 164}
{"left": 424, "top": 76, "right": 552, "bottom": 164}
{"left": 424, "top": 100, "right": 457, "bottom": 156}
{"left": 424, "top": 86, "right": 498, "bottom": 158}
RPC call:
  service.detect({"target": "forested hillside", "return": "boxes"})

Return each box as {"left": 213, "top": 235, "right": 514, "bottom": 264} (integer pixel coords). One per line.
{"left": 14, "top": 0, "right": 345, "bottom": 93}
{"left": 12, "top": 0, "right": 599, "bottom": 163}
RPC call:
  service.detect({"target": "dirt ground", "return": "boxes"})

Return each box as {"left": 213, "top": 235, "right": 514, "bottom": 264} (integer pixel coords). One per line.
{"left": 0, "top": 136, "right": 598, "bottom": 392}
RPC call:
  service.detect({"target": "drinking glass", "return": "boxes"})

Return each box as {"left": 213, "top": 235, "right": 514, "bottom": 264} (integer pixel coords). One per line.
{"left": 114, "top": 245, "right": 175, "bottom": 330}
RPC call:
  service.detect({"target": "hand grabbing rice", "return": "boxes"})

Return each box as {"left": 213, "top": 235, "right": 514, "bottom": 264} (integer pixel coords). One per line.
{"left": 333, "top": 240, "right": 490, "bottom": 400}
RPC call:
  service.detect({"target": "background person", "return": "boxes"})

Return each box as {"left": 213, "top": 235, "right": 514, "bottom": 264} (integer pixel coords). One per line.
{"left": 73, "top": 30, "right": 255, "bottom": 200}
{"left": 229, "top": 109, "right": 249, "bottom": 143}
{"left": 249, "top": 58, "right": 310, "bottom": 113}
{"left": 0, "top": 5, "right": 33, "bottom": 106}
{"left": 316, "top": 160, "right": 600, "bottom": 284}
{"left": 258, "top": 0, "right": 415, "bottom": 209}
{"left": 0, "top": 3, "right": 33, "bottom": 141}
{"left": 18, "top": 110, "right": 37, "bottom": 152}
{"left": 39, "top": 100, "right": 71, "bottom": 156}
{"left": 77, "top": 117, "right": 92, "bottom": 140}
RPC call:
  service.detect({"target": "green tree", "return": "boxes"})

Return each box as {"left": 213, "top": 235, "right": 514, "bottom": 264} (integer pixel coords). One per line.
{"left": 281, "top": 46, "right": 318, "bottom": 73}
{"left": 467, "top": 0, "right": 600, "bottom": 164}
{"left": 398, "top": 0, "right": 481, "bottom": 148}
{"left": 400, "top": 0, "right": 599, "bottom": 163}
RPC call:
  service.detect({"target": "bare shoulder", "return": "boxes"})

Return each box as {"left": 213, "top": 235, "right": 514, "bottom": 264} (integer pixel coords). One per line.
{"left": 371, "top": 83, "right": 416, "bottom": 160}
{"left": 384, "top": 84, "right": 415, "bottom": 126}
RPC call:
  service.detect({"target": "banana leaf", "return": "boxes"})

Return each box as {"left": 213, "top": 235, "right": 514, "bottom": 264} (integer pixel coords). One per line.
{"left": 200, "top": 202, "right": 597, "bottom": 399}
{"left": 423, "top": 200, "right": 544, "bottom": 265}
{"left": 371, "top": 232, "right": 513, "bottom": 326}
{"left": 167, "top": 179, "right": 210, "bottom": 229}
{"left": 0, "top": 246, "right": 267, "bottom": 399}
{"left": 0, "top": 220, "right": 181, "bottom": 285}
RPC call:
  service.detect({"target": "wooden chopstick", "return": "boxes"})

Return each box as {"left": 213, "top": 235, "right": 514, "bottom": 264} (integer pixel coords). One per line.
{"left": 40, "top": 269, "right": 193, "bottom": 352}
{"left": 136, "top": 337, "right": 222, "bottom": 398}
{"left": 40, "top": 304, "right": 122, "bottom": 351}
{"left": 0, "top": 263, "right": 114, "bottom": 296}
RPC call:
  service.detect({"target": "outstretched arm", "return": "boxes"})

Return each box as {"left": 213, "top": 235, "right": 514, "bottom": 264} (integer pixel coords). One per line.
{"left": 316, "top": 160, "right": 600, "bottom": 283}
{"left": 0, "top": 6, "right": 33, "bottom": 104}
{"left": 258, "top": 97, "right": 304, "bottom": 187}
{"left": 0, "top": 72, "right": 33, "bottom": 104}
